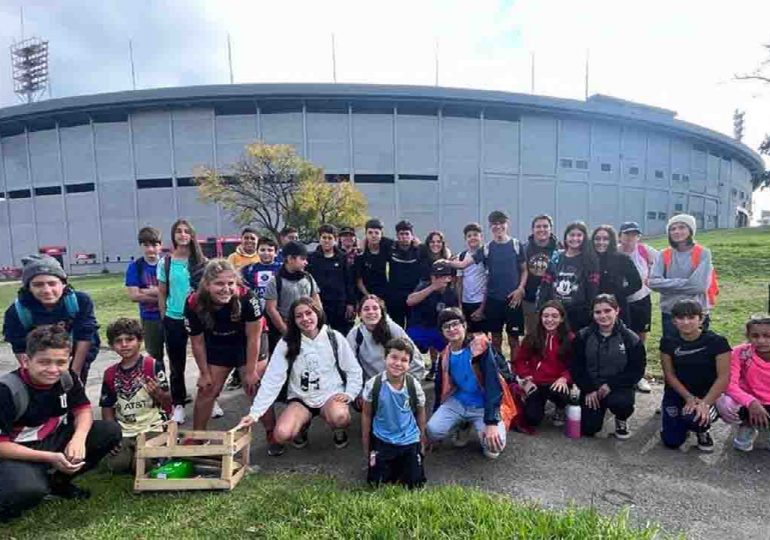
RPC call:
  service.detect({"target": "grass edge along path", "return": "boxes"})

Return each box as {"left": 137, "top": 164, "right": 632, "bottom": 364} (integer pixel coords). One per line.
{"left": 0, "top": 473, "right": 663, "bottom": 539}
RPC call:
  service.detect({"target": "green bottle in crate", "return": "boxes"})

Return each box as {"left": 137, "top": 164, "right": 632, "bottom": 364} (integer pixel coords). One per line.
{"left": 148, "top": 459, "right": 195, "bottom": 479}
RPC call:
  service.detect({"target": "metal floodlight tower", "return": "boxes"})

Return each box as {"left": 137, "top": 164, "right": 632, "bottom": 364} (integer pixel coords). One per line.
{"left": 10, "top": 37, "right": 49, "bottom": 103}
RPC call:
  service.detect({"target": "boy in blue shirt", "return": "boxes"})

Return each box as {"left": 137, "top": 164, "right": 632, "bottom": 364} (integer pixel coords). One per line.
{"left": 242, "top": 236, "right": 282, "bottom": 308}
{"left": 362, "top": 337, "right": 426, "bottom": 488}
{"left": 124, "top": 227, "right": 164, "bottom": 362}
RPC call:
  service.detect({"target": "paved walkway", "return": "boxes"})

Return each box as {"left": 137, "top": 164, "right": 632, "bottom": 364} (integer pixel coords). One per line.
{"left": 2, "top": 346, "right": 769, "bottom": 539}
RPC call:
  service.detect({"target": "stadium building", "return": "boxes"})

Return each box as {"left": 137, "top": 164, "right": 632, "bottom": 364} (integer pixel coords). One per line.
{"left": 0, "top": 83, "right": 763, "bottom": 273}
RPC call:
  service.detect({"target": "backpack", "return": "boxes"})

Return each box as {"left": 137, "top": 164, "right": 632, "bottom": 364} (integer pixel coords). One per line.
{"left": 661, "top": 244, "right": 720, "bottom": 308}
{"left": 102, "top": 356, "right": 170, "bottom": 415}
{"left": 0, "top": 371, "right": 74, "bottom": 422}
{"left": 278, "top": 327, "right": 345, "bottom": 401}
{"left": 164, "top": 256, "right": 206, "bottom": 298}
{"left": 14, "top": 292, "right": 79, "bottom": 331}
{"left": 370, "top": 372, "right": 419, "bottom": 417}
{"left": 476, "top": 239, "right": 521, "bottom": 267}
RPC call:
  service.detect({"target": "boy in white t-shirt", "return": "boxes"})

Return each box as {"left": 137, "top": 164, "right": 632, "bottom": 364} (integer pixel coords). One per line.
{"left": 455, "top": 223, "right": 488, "bottom": 334}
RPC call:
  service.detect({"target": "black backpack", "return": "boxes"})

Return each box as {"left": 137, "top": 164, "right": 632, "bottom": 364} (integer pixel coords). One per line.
{"left": 0, "top": 371, "right": 74, "bottom": 422}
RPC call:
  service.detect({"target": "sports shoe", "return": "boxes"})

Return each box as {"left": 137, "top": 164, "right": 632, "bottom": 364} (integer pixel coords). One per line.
{"left": 266, "top": 432, "right": 285, "bottom": 457}
{"left": 451, "top": 422, "right": 471, "bottom": 448}
{"left": 552, "top": 407, "right": 566, "bottom": 427}
{"left": 733, "top": 425, "right": 757, "bottom": 452}
{"left": 172, "top": 405, "right": 186, "bottom": 424}
{"left": 333, "top": 429, "right": 349, "bottom": 449}
{"left": 211, "top": 401, "right": 224, "bottom": 419}
{"left": 636, "top": 378, "right": 652, "bottom": 393}
{"left": 696, "top": 430, "right": 714, "bottom": 452}
{"left": 49, "top": 482, "right": 90, "bottom": 500}
{"left": 225, "top": 371, "right": 242, "bottom": 391}
{"left": 292, "top": 426, "right": 309, "bottom": 449}
{"left": 483, "top": 448, "right": 501, "bottom": 459}
{"left": 614, "top": 419, "right": 631, "bottom": 440}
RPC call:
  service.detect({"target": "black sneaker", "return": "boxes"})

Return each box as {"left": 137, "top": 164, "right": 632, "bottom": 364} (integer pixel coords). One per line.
{"left": 266, "top": 431, "right": 285, "bottom": 456}
{"left": 225, "top": 371, "right": 242, "bottom": 391}
{"left": 49, "top": 482, "right": 91, "bottom": 500}
{"left": 614, "top": 419, "right": 631, "bottom": 440}
{"left": 333, "top": 429, "right": 349, "bottom": 449}
{"left": 696, "top": 430, "right": 714, "bottom": 452}
{"left": 292, "top": 426, "right": 309, "bottom": 449}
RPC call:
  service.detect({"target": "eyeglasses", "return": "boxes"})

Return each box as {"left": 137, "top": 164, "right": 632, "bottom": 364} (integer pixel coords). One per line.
{"left": 441, "top": 320, "right": 463, "bottom": 332}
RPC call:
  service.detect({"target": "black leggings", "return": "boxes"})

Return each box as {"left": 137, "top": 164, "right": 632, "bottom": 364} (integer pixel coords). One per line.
{"left": 580, "top": 387, "right": 635, "bottom": 436}
{"left": 164, "top": 317, "right": 188, "bottom": 406}
{"left": 523, "top": 385, "right": 569, "bottom": 427}
{"left": 0, "top": 421, "right": 122, "bottom": 519}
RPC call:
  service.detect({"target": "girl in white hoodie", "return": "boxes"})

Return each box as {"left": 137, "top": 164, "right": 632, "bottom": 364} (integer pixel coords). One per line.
{"left": 238, "top": 297, "right": 362, "bottom": 450}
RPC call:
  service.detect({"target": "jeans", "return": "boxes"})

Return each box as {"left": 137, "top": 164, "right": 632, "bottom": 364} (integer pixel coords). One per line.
{"left": 0, "top": 420, "right": 122, "bottom": 519}
{"left": 426, "top": 396, "right": 507, "bottom": 453}
{"left": 580, "top": 387, "right": 635, "bottom": 436}
{"left": 163, "top": 316, "right": 188, "bottom": 406}
{"left": 660, "top": 389, "right": 715, "bottom": 449}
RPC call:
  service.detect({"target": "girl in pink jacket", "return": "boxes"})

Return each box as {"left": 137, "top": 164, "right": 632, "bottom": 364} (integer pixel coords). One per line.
{"left": 716, "top": 314, "right": 770, "bottom": 452}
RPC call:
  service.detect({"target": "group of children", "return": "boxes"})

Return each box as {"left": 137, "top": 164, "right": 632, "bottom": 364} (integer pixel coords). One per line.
{"left": 1, "top": 210, "right": 769, "bottom": 521}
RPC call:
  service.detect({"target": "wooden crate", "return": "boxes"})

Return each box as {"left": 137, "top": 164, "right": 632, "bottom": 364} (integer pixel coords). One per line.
{"left": 134, "top": 422, "right": 251, "bottom": 492}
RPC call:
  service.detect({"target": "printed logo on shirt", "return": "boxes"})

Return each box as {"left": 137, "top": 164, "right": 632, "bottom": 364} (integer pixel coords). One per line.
{"left": 555, "top": 272, "right": 579, "bottom": 297}
{"left": 528, "top": 252, "right": 551, "bottom": 278}
{"left": 59, "top": 392, "right": 68, "bottom": 409}
{"left": 673, "top": 346, "right": 707, "bottom": 357}
{"left": 618, "top": 343, "right": 626, "bottom": 353}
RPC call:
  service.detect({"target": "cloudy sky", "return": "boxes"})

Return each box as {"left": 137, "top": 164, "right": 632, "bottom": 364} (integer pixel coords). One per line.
{"left": 1, "top": 0, "right": 769, "bottom": 158}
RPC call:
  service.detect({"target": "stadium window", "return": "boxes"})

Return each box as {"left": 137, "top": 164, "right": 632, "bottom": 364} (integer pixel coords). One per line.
{"left": 34, "top": 186, "right": 62, "bottom": 196}
{"left": 574, "top": 160, "right": 588, "bottom": 170}
{"left": 0, "top": 192, "right": 4, "bottom": 200}
{"left": 325, "top": 174, "right": 351, "bottom": 183}
{"left": 65, "top": 183, "right": 95, "bottom": 194}
{"left": 674, "top": 203, "right": 683, "bottom": 211}
{"left": 354, "top": 174, "right": 395, "bottom": 184}
{"left": 136, "top": 178, "right": 173, "bottom": 189}
{"left": 398, "top": 174, "right": 438, "bottom": 181}
{"left": 672, "top": 173, "right": 681, "bottom": 181}
{"left": 682, "top": 174, "right": 690, "bottom": 181}
{"left": 600, "top": 163, "right": 612, "bottom": 172}
{"left": 628, "top": 166, "right": 639, "bottom": 176}
{"left": 176, "top": 177, "right": 196, "bottom": 187}
{"left": 654, "top": 170, "right": 664, "bottom": 179}
{"left": 646, "top": 211, "right": 657, "bottom": 220}
{"left": 560, "top": 158, "right": 573, "bottom": 168}
{"left": 8, "top": 189, "right": 31, "bottom": 199}
{"left": 731, "top": 188, "right": 737, "bottom": 196}
{"left": 658, "top": 212, "right": 667, "bottom": 220}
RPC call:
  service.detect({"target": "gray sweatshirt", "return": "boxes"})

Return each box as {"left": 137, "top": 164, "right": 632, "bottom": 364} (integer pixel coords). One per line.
{"left": 346, "top": 317, "right": 426, "bottom": 380}
{"left": 648, "top": 245, "right": 712, "bottom": 314}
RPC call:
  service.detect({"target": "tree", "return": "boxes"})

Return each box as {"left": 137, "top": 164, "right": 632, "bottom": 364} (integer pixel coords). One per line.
{"left": 735, "top": 44, "right": 770, "bottom": 188}
{"left": 195, "top": 143, "right": 323, "bottom": 240}
{"left": 286, "top": 176, "right": 368, "bottom": 242}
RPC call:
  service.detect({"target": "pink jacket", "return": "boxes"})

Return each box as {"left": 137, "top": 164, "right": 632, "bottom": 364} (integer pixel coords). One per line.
{"left": 725, "top": 343, "right": 770, "bottom": 407}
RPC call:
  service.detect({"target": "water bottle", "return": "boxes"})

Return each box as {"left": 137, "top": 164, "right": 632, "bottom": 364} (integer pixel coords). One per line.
{"left": 565, "top": 388, "right": 581, "bottom": 439}
{"left": 149, "top": 459, "right": 195, "bottom": 479}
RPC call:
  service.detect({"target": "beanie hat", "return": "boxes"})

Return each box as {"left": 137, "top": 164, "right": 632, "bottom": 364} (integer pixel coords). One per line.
{"left": 21, "top": 254, "right": 67, "bottom": 288}
{"left": 667, "top": 214, "right": 696, "bottom": 236}
{"left": 282, "top": 240, "right": 308, "bottom": 258}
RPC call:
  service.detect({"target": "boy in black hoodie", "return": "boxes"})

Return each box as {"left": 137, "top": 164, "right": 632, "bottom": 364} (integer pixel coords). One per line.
{"left": 522, "top": 214, "right": 561, "bottom": 335}
{"left": 307, "top": 224, "right": 355, "bottom": 334}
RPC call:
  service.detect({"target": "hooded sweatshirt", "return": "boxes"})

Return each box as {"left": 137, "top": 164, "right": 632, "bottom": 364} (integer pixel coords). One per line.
{"left": 570, "top": 321, "right": 645, "bottom": 393}
{"left": 725, "top": 343, "right": 770, "bottom": 407}
{"left": 248, "top": 325, "right": 362, "bottom": 419}
{"left": 597, "top": 251, "right": 642, "bottom": 323}
{"left": 346, "top": 317, "right": 426, "bottom": 380}
{"left": 307, "top": 246, "right": 354, "bottom": 307}
{"left": 523, "top": 234, "right": 561, "bottom": 302}
{"left": 515, "top": 333, "right": 573, "bottom": 385}
{"left": 538, "top": 251, "right": 600, "bottom": 311}
{"left": 648, "top": 244, "right": 712, "bottom": 314}
{"left": 227, "top": 246, "right": 261, "bottom": 270}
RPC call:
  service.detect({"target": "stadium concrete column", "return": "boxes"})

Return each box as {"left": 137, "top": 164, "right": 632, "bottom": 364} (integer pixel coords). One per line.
{"left": 553, "top": 119, "right": 561, "bottom": 231}
{"left": 587, "top": 122, "right": 594, "bottom": 222}
{"left": 23, "top": 127, "right": 41, "bottom": 254}
{"left": 88, "top": 117, "right": 106, "bottom": 268}
{"left": 211, "top": 105, "right": 222, "bottom": 236}
{"left": 302, "top": 103, "right": 308, "bottom": 159}
{"left": 0, "top": 138, "right": 15, "bottom": 265}
{"left": 667, "top": 137, "right": 674, "bottom": 227}
{"left": 54, "top": 121, "right": 74, "bottom": 273}
{"left": 437, "top": 107, "right": 443, "bottom": 231}
{"left": 347, "top": 104, "right": 354, "bottom": 183}
{"left": 393, "top": 106, "right": 400, "bottom": 220}
{"left": 618, "top": 125, "right": 625, "bottom": 222}
{"left": 168, "top": 111, "right": 179, "bottom": 217}
{"left": 517, "top": 113, "right": 524, "bottom": 236}
{"left": 642, "top": 133, "right": 649, "bottom": 232}
{"left": 478, "top": 109, "right": 484, "bottom": 225}
{"left": 127, "top": 114, "right": 141, "bottom": 234}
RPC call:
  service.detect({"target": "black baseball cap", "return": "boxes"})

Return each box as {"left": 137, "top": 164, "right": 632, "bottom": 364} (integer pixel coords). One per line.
{"left": 619, "top": 222, "right": 642, "bottom": 234}
{"left": 430, "top": 261, "right": 455, "bottom": 277}
{"left": 282, "top": 240, "right": 308, "bottom": 258}
{"left": 339, "top": 226, "right": 356, "bottom": 236}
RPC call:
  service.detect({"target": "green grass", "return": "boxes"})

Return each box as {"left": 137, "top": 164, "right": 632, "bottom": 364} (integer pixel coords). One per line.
{"left": 0, "top": 473, "right": 660, "bottom": 539}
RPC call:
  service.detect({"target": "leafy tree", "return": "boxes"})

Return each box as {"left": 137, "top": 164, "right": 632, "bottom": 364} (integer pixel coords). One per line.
{"left": 286, "top": 176, "right": 368, "bottom": 242}
{"left": 735, "top": 44, "right": 770, "bottom": 188}
{"left": 195, "top": 143, "right": 322, "bottom": 240}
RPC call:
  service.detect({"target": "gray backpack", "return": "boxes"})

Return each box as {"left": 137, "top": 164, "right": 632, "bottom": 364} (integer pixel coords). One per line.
{"left": 0, "top": 371, "right": 74, "bottom": 422}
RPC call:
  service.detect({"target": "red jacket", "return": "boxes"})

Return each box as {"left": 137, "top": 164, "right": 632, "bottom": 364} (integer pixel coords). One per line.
{"left": 515, "top": 333, "right": 573, "bottom": 385}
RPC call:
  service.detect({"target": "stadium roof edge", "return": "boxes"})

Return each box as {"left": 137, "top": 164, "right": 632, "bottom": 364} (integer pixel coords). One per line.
{"left": 0, "top": 83, "right": 764, "bottom": 174}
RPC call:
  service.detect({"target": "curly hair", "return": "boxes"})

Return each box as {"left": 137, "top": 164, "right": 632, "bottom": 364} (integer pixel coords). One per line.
{"left": 106, "top": 318, "right": 144, "bottom": 345}
{"left": 26, "top": 325, "right": 71, "bottom": 358}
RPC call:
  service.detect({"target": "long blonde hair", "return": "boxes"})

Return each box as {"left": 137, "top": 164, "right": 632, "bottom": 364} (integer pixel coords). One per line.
{"left": 195, "top": 259, "right": 242, "bottom": 330}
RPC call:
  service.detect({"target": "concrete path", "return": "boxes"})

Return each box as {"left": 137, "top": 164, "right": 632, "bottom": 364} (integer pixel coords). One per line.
{"left": 3, "top": 346, "right": 769, "bottom": 539}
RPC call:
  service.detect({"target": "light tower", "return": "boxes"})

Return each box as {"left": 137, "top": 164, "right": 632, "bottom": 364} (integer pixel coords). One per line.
{"left": 10, "top": 37, "right": 49, "bottom": 103}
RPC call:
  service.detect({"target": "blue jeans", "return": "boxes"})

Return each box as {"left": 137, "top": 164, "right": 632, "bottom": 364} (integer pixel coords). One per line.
{"left": 661, "top": 312, "right": 711, "bottom": 339}
{"left": 426, "top": 396, "right": 507, "bottom": 453}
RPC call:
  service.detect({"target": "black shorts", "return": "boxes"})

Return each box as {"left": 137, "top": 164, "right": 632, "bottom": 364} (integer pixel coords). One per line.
{"left": 207, "top": 354, "right": 246, "bottom": 369}
{"left": 287, "top": 398, "right": 322, "bottom": 417}
{"left": 628, "top": 295, "right": 652, "bottom": 334}
{"left": 484, "top": 297, "right": 523, "bottom": 336}
{"left": 367, "top": 436, "right": 425, "bottom": 489}
{"left": 462, "top": 302, "right": 487, "bottom": 333}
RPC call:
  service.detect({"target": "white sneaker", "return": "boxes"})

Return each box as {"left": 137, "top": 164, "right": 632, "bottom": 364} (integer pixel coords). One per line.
{"left": 211, "top": 401, "right": 224, "bottom": 419}
{"left": 482, "top": 449, "right": 501, "bottom": 459}
{"left": 636, "top": 378, "right": 652, "bottom": 393}
{"left": 171, "top": 405, "right": 186, "bottom": 424}
{"left": 733, "top": 425, "right": 757, "bottom": 452}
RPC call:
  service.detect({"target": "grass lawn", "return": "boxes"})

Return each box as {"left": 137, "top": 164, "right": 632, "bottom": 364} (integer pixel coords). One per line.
{"left": 0, "top": 473, "right": 660, "bottom": 539}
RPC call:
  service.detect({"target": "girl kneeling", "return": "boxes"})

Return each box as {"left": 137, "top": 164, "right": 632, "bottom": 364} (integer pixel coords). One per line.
{"left": 515, "top": 301, "right": 573, "bottom": 428}
{"left": 238, "top": 298, "right": 362, "bottom": 449}
{"left": 571, "top": 294, "right": 646, "bottom": 439}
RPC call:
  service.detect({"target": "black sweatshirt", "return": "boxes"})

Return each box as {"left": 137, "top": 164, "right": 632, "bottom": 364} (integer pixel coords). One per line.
{"left": 597, "top": 252, "right": 642, "bottom": 323}
{"left": 307, "top": 246, "right": 355, "bottom": 307}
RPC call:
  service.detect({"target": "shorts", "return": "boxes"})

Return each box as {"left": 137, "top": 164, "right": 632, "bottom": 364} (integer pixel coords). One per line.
{"left": 207, "top": 351, "right": 247, "bottom": 369}
{"left": 484, "top": 297, "right": 523, "bottom": 336}
{"left": 406, "top": 326, "right": 446, "bottom": 353}
{"left": 628, "top": 295, "right": 652, "bottom": 334}
{"left": 462, "top": 302, "right": 487, "bottom": 333}
{"left": 367, "top": 436, "right": 425, "bottom": 489}
{"left": 287, "top": 398, "right": 322, "bottom": 417}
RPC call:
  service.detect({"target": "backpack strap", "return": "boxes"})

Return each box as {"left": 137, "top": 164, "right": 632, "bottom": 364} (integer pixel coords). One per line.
{"left": 327, "top": 328, "right": 346, "bottom": 385}
{"left": 164, "top": 256, "right": 172, "bottom": 297}
{"left": 0, "top": 372, "right": 29, "bottom": 422}
{"left": 371, "top": 373, "right": 383, "bottom": 418}
{"left": 13, "top": 299, "right": 33, "bottom": 331}
{"left": 142, "top": 355, "right": 157, "bottom": 380}
{"left": 63, "top": 291, "right": 80, "bottom": 319}
{"left": 661, "top": 247, "right": 673, "bottom": 277}
{"left": 690, "top": 244, "right": 703, "bottom": 268}
{"left": 371, "top": 373, "right": 418, "bottom": 418}
{"left": 134, "top": 256, "right": 146, "bottom": 286}
{"left": 60, "top": 371, "right": 74, "bottom": 392}
{"left": 637, "top": 244, "right": 652, "bottom": 267}
{"left": 355, "top": 327, "right": 364, "bottom": 359}
{"left": 103, "top": 364, "right": 118, "bottom": 397}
